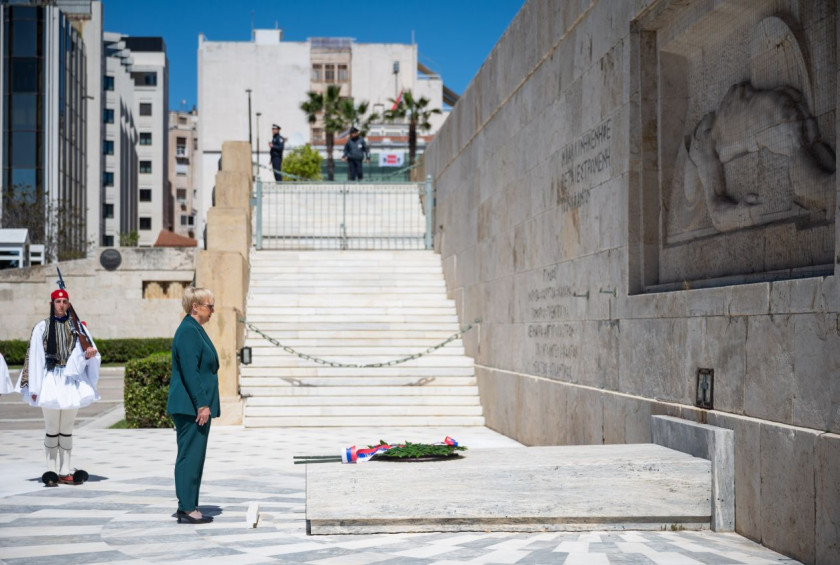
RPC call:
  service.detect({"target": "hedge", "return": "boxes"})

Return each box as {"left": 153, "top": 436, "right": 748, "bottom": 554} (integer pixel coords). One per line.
{"left": 0, "top": 337, "right": 172, "bottom": 365}
{"left": 124, "top": 353, "right": 173, "bottom": 428}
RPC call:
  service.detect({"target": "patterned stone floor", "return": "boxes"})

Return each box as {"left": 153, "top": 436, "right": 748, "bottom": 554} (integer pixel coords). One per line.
{"left": 0, "top": 425, "right": 800, "bottom": 564}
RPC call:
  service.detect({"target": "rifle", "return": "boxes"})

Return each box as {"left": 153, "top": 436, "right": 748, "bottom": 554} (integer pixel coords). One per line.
{"left": 56, "top": 268, "right": 93, "bottom": 352}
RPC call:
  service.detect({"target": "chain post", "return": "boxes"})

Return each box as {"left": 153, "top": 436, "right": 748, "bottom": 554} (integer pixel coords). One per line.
{"left": 425, "top": 174, "right": 434, "bottom": 250}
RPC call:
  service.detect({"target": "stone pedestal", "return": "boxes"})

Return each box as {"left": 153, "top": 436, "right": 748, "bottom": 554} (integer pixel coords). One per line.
{"left": 194, "top": 140, "right": 253, "bottom": 425}
{"left": 206, "top": 208, "right": 250, "bottom": 257}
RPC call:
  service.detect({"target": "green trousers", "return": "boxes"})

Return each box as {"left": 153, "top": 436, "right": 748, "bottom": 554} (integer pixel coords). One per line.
{"left": 172, "top": 413, "right": 211, "bottom": 513}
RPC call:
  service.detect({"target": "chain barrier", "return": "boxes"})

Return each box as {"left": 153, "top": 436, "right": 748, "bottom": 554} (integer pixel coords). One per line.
{"left": 241, "top": 318, "right": 480, "bottom": 369}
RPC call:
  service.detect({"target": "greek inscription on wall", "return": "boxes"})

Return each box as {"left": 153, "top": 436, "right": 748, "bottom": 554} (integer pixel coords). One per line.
{"left": 558, "top": 118, "right": 612, "bottom": 211}
{"left": 526, "top": 266, "right": 579, "bottom": 379}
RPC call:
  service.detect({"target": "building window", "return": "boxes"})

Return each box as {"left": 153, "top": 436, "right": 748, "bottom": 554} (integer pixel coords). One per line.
{"left": 139, "top": 103, "right": 152, "bottom": 116}
{"left": 178, "top": 116, "right": 187, "bottom": 125}
{"left": 103, "top": 171, "right": 114, "bottom": 186}
{"left": 139, "top": 161, "right": 152, "bottom": 174}
{"left": 139, "top": 217, "right": 152, "bottom": 230}
{"left": 337, "top": 64, "right": 349, "bottom": 82}
{"left": 176, "top": 136, "right": 187, "bottom": 157}
{"left": 311, "top": 63, "right": 323, "bottom": 81}
{"left": 103, "top": 140, "right": 114, "bottom": 155}
{"left": 180, "top": 215, "right": 195, "bottom": 227}
{"left": 103, "top": 204, "right": 114, "bottom": 219}
{"left": 131, "top": 71, "right": 157, "bottom": 86}
{"left": 103, "top": 235, "right": 114, "bottom": 247}
{"left": 104, "top": 108, "right": 114, "bottom": 124}
{"left": 176, "top": 188, "right": 187, "bottom": 201}
{"left": 139, "top": 132, "right": 152, "bottom": 145}
{"left": 324, "top": 64, "right": 335, "bottom": 83}
{"left": 104, "top": 75, "right": 115, "bottom": 91}
{"left": 139, "top": 188, "right": 152, "bottom": 202}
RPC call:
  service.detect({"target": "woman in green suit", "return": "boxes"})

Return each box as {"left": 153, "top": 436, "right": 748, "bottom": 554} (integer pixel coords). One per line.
{"left": 168, "top": 287, "right": 220, "bottom": 524}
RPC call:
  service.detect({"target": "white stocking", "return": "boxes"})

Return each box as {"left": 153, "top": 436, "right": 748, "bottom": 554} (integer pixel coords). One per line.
{"left": 42, "top": 408, "right": 60, "bottom": 473}
{"left": 57, "top": 408, "right": 78, "bottom": 476}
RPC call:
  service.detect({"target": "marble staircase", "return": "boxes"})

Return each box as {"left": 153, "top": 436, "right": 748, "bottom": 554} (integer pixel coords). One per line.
{"left": 242, "top": 250, "right": 485, "bottom": 427}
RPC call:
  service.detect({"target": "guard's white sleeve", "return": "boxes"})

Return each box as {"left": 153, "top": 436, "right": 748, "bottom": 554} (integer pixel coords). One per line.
{"left": 64, "top": 331, "right": 101, "bottom": 392}
{"left": 0, "top": 353, "right": 13, "bottom": 394}
{"left": 16, "top": 321, "right": 46, "bottom": 396}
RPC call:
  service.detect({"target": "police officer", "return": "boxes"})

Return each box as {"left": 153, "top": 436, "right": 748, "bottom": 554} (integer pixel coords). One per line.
{"left": 267, "top": 124, "right": 285, "bottom": 181}
{"left": 342, "top": 127, "right": 371, "bottom": 181}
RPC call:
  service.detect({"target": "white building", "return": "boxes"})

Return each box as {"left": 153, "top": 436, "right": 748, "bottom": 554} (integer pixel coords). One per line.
{"left": 168, "top": 109, "right": 199, "bottom": 239}
{"left": 101, "top": 31, "right": 138, "bottom": 247}
{"left": 197, "top": 29, "right": 453, "bottom": 238}
{"left": 123, "top": 37, "right": 169, "bottom": 247}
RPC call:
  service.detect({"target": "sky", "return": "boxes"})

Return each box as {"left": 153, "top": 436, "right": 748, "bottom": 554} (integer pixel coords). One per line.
{"left": 101, "top": 0, "right": 526, "bottom": 111}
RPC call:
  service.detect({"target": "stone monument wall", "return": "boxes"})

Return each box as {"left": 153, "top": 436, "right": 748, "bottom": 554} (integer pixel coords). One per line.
{"left": 424, "top": 1, "right": 839, "bottom": 563}
{"left": 0, "top": 248, "right": 196, "bottom": 340}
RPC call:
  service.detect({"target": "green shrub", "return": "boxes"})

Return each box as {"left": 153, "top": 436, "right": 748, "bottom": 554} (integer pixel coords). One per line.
{"left": 0, "top": 337, "right": 171, "bottom": 365}
{"left": 124, "top": 353, "right": 173, "bottom": 428}
{"left": 0, "top": 340, "right": 28, "bottom": 365}
{"left": 96, "top": 338, "right": 172, "bottom": 363}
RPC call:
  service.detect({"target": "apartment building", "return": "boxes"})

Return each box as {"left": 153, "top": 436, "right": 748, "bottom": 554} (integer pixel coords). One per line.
{"left": 0, "top": 2, "right": 88, "bottom": 260}
{"left": 124, "top": 36, "right": 168, "bottom": 247}
{"left": 167, "top": 109, "right": 198, "bottom": 239}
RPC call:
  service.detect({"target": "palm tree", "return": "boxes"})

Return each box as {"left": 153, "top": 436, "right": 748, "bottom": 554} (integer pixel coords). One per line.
{"left": 339, "top": 98, "right": 379, "bottom": 137}
{"left": 300, "top": 85, "right": 345, "bottom": 181}
{"left": 383, "top": 89, "right": 442, "bottom": 168}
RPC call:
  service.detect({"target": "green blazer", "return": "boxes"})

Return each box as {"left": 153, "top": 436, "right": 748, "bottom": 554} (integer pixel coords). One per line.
{"left": 167, "top": 315, "right": 221, "bottom": 417}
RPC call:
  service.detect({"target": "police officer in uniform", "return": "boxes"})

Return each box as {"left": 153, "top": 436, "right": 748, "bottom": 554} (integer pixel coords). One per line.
{"left": 342, "top": 127, "right": 371, "bottom": 181}
{"left": 268, "top": 124, "right": 285, "bottom": 181}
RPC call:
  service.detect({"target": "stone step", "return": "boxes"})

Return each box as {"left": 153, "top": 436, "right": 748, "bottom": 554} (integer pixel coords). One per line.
{"left": 239, "top": 376, "right": 476, "bottom": 387}
{"left": 244, "top": 322, "right": 462, "bottom": 332}
{"left": 240, "top": 385, "right": 480, "bottom": 397}
{"left": 243, "top": 328, "right": 466, "bottom": 338}
{"left": 250, "top": 286, "right": 448, "bottom": 295}
{"left": 244, "top": 395, "right": 482, "bottom": 406}
{"left": 245, "top": 356, "right": 474, "bottom": 368}
{"left": 243, "top": 315, "right": 459, "bottom": 324}
{"left": 248, "top": 272, "right": 444, "bottom": 281}
{"left": 243, "top": 306, "right": 454, "bottom": 315}
{"left": 246, "top": 345, "right": 466, "bottom": 356}
{"left": 245, "top": 249, "right": 482, "bottom": 428}
{"left": 250, "top": 252, "right": 442, "bottom": 263}
{"left": 247, "top": 297, "right": 455, "bottom": 307}
{"left": 245, "top": 415, "right": 487, "bottom": 427}
{"left": 241, "top": 365, "right": 475, "bottom": 377}
{"left": 244, "top": 405, "right": 485, "bottom": 418}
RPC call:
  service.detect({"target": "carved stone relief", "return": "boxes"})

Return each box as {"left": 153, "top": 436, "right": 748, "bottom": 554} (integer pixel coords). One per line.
{"left": 665, "top": 17, "right": 835, "bottom": 244}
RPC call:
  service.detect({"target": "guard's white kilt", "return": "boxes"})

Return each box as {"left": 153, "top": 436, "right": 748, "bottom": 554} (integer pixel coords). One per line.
{"left": 16, "top": 319, "right": 101, "bottom": 409}
{"left": 29, "top": 366, "right": 99, "bottom": 409}
{"left": 0, "top": 354, "right": 13, "bottom": 394}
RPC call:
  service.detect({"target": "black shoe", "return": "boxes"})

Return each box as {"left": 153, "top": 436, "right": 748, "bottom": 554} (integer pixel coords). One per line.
{"left": 176, "top": 510, "right": 212, "bottom": 524}
{"left": 41, "top": 471, "right": 59, "bottom": 487}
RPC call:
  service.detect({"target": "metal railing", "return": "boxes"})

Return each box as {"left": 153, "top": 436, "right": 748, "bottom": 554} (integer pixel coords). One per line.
{"left": 253, "top": 175, "right": 434, "bottom": 250}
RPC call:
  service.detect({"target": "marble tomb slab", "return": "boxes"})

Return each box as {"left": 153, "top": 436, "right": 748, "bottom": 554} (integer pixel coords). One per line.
{"left": 306, "top": 443, "right": 711, "bottom": 534}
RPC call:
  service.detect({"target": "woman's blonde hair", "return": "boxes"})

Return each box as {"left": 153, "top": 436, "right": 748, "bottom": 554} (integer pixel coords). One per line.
{"left": 182, "top": 286, "right": 214, "bottom": 314}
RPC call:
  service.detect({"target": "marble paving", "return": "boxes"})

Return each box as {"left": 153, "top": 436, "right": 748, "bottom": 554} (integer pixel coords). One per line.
{"left": 0, "top": 425, "right": 801, "bottom": 564}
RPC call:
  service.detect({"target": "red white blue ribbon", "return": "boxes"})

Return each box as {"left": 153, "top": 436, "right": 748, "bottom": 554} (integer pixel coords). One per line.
{"left": 341, "top": 437, "right": 459, "bottom": 464}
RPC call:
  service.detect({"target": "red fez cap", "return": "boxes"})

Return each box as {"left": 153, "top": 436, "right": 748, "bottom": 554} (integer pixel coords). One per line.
{"left": 51, "top": 289, "right": 69, "bottom": 301}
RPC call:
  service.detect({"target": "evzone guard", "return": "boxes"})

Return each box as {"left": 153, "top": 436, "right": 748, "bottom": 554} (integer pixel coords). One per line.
{"left": 16, "top": 273, "right": 101, "bottom": 487}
